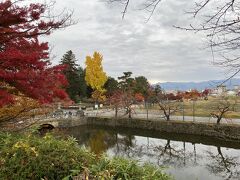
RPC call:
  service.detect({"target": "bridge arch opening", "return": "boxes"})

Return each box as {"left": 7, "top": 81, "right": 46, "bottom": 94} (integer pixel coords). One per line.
{"left": 38, "top": 124, "right": 55, "bottom": 134}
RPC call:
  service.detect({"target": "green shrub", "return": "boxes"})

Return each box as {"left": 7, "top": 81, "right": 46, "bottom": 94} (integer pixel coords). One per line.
{"left": 0, "top": 132, "right": 172, "bottom": 180}
{"left": 90, "top": 157, "right": 171, "bottom": 180}
{"left": 0, "top": 133, "right": 94, "bottom": 180}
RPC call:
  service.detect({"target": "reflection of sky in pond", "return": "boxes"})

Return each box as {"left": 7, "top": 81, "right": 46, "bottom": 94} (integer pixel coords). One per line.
{"left": 64, "top": 126, "right": 240, "bottom": 180}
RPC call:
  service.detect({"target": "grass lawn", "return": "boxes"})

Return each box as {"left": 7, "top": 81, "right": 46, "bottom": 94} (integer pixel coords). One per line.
{"left": 144, "top": 96, "right": 240, "bottom": 119}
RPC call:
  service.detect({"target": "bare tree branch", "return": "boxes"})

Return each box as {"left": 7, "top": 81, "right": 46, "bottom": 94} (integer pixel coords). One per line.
{"left": 108, "top": 0, "right": 240, "bottom": 80}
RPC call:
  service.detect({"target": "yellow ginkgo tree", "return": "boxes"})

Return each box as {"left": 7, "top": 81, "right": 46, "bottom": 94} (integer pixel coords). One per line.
{"left": 85, "top": 51, "right": 107, "bottom": 103}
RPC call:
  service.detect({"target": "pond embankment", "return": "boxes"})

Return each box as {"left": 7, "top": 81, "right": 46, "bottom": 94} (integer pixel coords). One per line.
{"left": 86, "top": 117, "right": 240, "bottom": 141}
{"left": 41, "top": 117, "right": 240, "bottom": 141}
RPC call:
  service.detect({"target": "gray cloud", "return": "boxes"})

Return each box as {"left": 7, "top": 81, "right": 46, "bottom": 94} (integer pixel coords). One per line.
{"left": 44, "top": 0, "right": 229, "bottom": 83}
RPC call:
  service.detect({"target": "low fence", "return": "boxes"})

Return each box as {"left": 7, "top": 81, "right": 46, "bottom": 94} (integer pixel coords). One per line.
{"left": 40, "top": 98, "right": 240, "bottom": 125}
{"left": 82, "top": 106, "right": 240, "bottom": 125}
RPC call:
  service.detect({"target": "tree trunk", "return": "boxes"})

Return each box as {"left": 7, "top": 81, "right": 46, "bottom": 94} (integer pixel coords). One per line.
{"left": 166, "top": 115, "right": 170, "bottom": 121}
{"left": 128, "top": 110, "right": 132, "bottom": 119}
{"left": 217, "top": 117, "right": 221, "bottom": 124}
{"left": 146, "top": 105, "right": 149, "bottom": 120}
{"left": 115, "top": 106, "right": 118, "bottom": 118}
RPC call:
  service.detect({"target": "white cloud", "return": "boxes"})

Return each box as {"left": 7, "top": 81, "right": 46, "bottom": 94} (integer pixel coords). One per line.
{"left": 42, "top": 0, "right": 225, "bottom": 83}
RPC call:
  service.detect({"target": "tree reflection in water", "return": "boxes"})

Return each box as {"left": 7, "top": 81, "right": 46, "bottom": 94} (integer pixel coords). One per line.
{"left": 152, "top": 140, "right": 200, "bottom": 168}
{"left": 206, "top": 147, "right": 240, "bottom": 180}
{"left": 87, "top": 130, "right": 116, "bottom": 155}
{"left": 113, "top": 133, "right": 137, "bottom": 158}
{"left": 65, "top": 126, "right": 240, "bottom": 180}
{"left": 85, "top": 130, "right": 137, "bottom": 156}
{"left": 111, "top": 135, "right": 240, "bottom": 179}
{"left": 154, "top": 140, "right": 185, "bottom": 166}
{"left": 111, "top": 137, "right": 201, "bottom": 169}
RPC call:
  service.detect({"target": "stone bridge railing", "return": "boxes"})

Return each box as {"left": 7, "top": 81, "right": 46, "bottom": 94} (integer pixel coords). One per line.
{"left": 37, "top": 116, "right": 87, "bottom": 128}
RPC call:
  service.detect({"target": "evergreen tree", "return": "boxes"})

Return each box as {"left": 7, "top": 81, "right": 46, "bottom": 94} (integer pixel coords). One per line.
{"left": 60, "top": 50, "right": 81, "bottom": 102}
{"left": 117, "top": 72, "right": 135, "bottom": 118}
{"left": 104, "top": 77, "right": 119, "bottom": 96}
{"left": 134, "top": 76, "right": 150, "bottom": 96}
{"left": 77, "top": 67, "right": 88, "bottom": 99}
{"left": 118, "top": 72, "right": 134, "bottom": 91}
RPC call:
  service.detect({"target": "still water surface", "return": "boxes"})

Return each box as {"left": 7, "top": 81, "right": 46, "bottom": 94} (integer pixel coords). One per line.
{"left": 64, "top": 125, "right": 240, "bottom": 180}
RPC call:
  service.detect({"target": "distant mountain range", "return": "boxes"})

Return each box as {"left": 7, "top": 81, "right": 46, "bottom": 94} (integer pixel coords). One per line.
{"left": 155, "top": 78, "right": 240, "bottom": 91}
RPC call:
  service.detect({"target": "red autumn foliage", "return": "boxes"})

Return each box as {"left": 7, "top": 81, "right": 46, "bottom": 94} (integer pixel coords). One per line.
{"left": 202, "top": 89, "right": 210, "bottom": 97}
{"left": 182, "top": 90, "right": 201, "bottom": 100}
{"left": 0, "top": 0, "right": 72, "bottom": 44}
{"left": 108, "top": 90, "right": 123, "bottom": 107}
{"left": 0, "top": 0, "right": 72, "bottom": 106}
{"left": 159, "top": 93, "right": 183, "bottom": 101}
{"left": 134, "top": 93, "right": 145, "bottom": 102}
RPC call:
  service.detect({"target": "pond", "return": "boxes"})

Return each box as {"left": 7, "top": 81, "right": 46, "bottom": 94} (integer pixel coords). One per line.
{"left": 63, "top": 125, "right": 240, "bottom": 180}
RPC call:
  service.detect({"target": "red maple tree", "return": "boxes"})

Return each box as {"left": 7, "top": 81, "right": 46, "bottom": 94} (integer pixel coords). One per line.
{"left": 108, "top": 90, "right": 123, "bottom": 118}
{"left": 0, "top": 0, "right": 72, "bottom": 106}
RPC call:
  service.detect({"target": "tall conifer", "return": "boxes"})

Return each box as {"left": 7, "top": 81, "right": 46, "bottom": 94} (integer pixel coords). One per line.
{"left": 60, "top": 50, "right": 81, "bottom": 102}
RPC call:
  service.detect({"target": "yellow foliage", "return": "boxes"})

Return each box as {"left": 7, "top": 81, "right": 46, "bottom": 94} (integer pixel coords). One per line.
{"left": 91, "top": 89, "right": 106, "bottom": 102}
{"left": 13, "top": 141, "right": 38, "bottom": 157}
{"left": 85, "top": 52, "right": 107, "bottom": 92}
{"left": 88, "top": 131, "right": 107, "bottom": 155}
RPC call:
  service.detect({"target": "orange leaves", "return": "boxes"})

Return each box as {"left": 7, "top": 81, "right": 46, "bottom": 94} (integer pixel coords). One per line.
{"left": 0, "top": 96, "right": 47, "bottom": 125}
{"left": 135, "top": 93, "right": 145, "bottom": 102}
{"left": 91, "top": 90, "right": 106, "bottom": 103}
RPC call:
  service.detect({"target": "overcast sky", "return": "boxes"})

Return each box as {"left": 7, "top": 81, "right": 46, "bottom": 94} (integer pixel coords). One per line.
{"left": 43, "top": 0, "right": 231, "bottom": 83}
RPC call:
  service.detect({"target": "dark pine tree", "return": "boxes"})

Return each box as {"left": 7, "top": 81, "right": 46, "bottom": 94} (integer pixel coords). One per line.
{"left": 77, "top": 67, "right": 88, "bottom": 99}
{"left": 60, "top": 50, "right": 81, "bottom": 102}
{"left": 104, "top": 76, "right": 119, "bottom": 96}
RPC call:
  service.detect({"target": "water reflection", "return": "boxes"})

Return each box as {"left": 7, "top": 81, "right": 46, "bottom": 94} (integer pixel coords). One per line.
{"left": 65, "top": 125, "right": 240, "bottom": 180}
{"left": 206, "top": 147, "right": 240, "bottom": 179}
{"left": 88, "top": 130, "right": 109, "bottom": 155}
